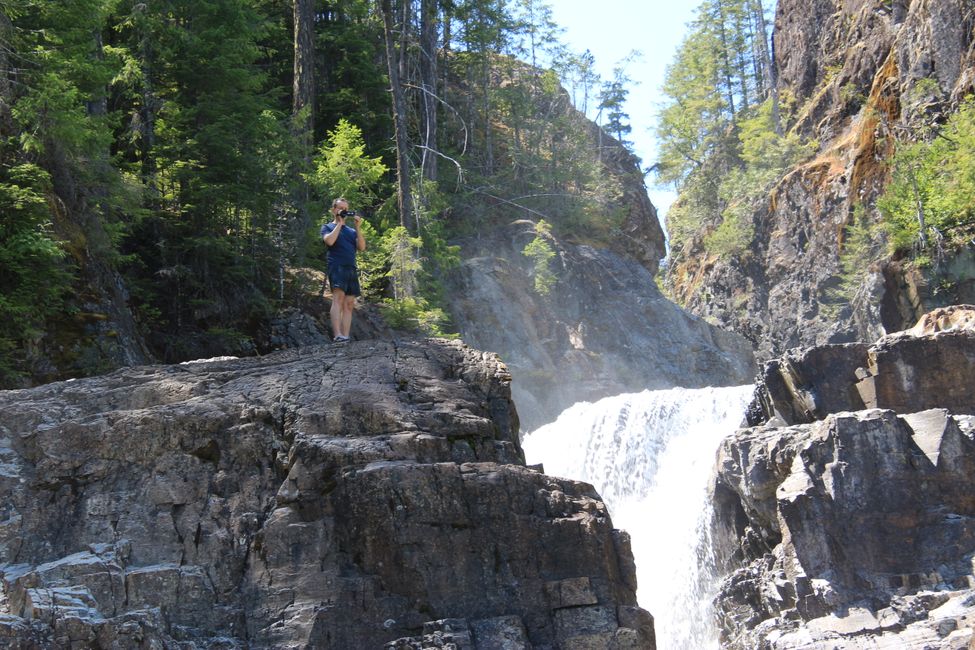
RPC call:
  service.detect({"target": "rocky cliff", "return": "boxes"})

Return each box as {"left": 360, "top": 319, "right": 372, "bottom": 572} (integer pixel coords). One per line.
{"left": 0, "top": 339, "right": 654, "bottom": 648}
{"left": 445, "top": 220, "right": 756, "bottom": 431}
{"left": 670, "top": 0, "right": 975, "bottom": 360}
{"left": 710, "top": 306, "right": 975, "bottom": 648}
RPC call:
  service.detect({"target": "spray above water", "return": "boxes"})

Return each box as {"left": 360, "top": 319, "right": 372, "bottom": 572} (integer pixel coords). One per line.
{"left": 522, "top": 385, "right": 754, "bottom": 650}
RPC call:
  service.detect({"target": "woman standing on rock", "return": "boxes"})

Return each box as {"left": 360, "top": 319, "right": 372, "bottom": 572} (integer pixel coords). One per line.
{"left": 321, "top": 198, "right": 366, "bottom": 342}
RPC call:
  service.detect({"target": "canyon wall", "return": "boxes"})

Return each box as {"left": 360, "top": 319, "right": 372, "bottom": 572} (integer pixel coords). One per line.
{"left": 670, "top": 0, "right": 975, "bottom": 360}
{"left": 446, "top": 220, "right": 756, "bottom": 431}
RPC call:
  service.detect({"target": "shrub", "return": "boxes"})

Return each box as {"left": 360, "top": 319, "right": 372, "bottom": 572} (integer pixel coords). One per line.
{"left": 877, "top": 96, "right": 975, "bottom": 262}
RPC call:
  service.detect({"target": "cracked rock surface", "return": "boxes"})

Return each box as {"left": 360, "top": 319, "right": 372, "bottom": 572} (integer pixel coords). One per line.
{"left": 0, "top": 339, "right": 654, "bottom": 649}
{"left": 711, "top": 322, "right": 975, "bottom": 649}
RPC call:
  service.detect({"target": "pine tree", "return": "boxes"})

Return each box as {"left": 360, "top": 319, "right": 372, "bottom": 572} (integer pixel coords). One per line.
{"left": 599, "top": 55, "right": 639, "bottom": 148}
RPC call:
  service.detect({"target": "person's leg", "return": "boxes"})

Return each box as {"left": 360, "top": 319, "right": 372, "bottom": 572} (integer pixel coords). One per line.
{"left": 330, "top": 287, "right": 346, "bottom": 340}
{"left": 340, "top": 294, "right": 356, "bottom": 338}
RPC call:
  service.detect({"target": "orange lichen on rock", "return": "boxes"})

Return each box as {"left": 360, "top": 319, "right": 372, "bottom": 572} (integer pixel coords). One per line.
{"left": 848, "top": 51, "right": 900, "bottom": 206}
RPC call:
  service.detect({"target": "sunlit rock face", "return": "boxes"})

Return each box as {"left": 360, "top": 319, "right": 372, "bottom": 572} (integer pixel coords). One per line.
{"left": 669, "top": 0, "right": 975, "bottom": 360}
{"left": 446, "top": 220, "right": 757, "bottom": 431}
{"left": 711, "top": 314, "right": 975, "bottom": 648}
{"left": 0, "top": 339, "right": 654, "bottom": 649}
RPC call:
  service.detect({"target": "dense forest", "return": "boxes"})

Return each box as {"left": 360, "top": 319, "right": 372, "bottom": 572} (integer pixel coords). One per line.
{"left": 0, "top": 0, "right": 644, "bottom": 385}
{"left": 7, "top": 0, "right": 970, "bottom": 386}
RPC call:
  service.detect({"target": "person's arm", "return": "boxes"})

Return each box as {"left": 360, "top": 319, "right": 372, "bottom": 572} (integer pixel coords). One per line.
{"left": 322, "top": 221, "right": 341, "bottom": 247}
{"left": 353, "top": 215, "right": 366, "bottom": 251}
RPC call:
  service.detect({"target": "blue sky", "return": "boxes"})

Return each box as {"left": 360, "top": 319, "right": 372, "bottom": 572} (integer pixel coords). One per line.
{"left": 547, "top": 0, "right": 700, "bottom": 224}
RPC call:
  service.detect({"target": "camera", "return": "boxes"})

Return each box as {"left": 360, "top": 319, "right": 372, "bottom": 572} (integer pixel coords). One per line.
{"left": 339, "top": 210, "right": 357, "bottom": 218}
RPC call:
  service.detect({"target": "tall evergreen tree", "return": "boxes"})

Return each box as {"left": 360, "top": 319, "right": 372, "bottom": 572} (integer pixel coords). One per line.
{"left": 379, "top": 0, "right": 415, "bottom": 231}
{"left": 599, "top": 54, "right": 639, "bottom": 148}
{"left": 292, "top": 0, "right": 316, "bottom": 239}
{"left": 419, "top": 0, "right": 440, "bottom": 182}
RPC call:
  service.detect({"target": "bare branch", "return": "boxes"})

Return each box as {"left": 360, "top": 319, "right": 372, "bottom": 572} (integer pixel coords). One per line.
{"left": 402, "top": 81, "right": 468, "bottom": 156}
{"left": 414, "top": 144, "right": 465, "bottom": 189}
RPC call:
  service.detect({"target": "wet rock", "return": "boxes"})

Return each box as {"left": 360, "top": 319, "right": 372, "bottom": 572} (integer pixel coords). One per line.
{"left": 446, "top": 221, "right": 756, "bottom": 430}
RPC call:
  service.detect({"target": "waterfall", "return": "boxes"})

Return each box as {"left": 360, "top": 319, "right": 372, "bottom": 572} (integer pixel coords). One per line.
{"left": 522, "top": 385, "right": 754, "bottom": 650}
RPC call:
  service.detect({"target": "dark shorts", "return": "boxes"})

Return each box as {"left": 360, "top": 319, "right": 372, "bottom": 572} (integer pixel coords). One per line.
{"left": 328, "top": 264, "right": 361, "bottom": 297}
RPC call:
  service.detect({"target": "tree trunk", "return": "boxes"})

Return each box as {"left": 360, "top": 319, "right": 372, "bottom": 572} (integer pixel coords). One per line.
{"left": 0, "top": 8, "right": 13, "bottom": 135}
{"left": 292, "top": 0, "right": 315, "bottom": 258}
{"left": 135, "top": 9, "right": 159, "bottom": 205}
{"left": 751, "top": 0, "right": 781, "bottom": 135}
{"left": 420, "top": 0, "right": 438, "bottom": 182}
{"left": 441, "top": 8, "right": 451, "bottom": 91}
{"left": 293, "top": 0, "right": 315, "bottom": 138}
{"left": 381, "top": 0, "right": 415, "bottom": 232}
{"left": 87, "top": 30, "right": 108, "bottom": 119}
{"left": 481, "top": 58, "right": 493, "bottom": 175}
{"left": 714, "top": 2, "right": 737, "bottom": 117}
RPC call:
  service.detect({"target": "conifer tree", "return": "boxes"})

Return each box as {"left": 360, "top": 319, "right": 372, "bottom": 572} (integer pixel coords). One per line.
{"left": 599, "top": 55, "right": 639, "bottom": 148}
{"left": 292, "top": 0, "right": 316, "bottom": 249}
{"left": 379, "top": 0, "right": 415, "bottom": 232}
{"left": 419, "top": 0, "right": 440, "bottom": 182}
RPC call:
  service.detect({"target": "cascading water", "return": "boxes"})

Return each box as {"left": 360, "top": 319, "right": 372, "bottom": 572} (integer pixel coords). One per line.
{"left": 522, "top": 385, "right": 754, "bottom": 650}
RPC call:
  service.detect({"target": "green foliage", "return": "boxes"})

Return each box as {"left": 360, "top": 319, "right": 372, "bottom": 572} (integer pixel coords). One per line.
{"left": 599, "top": 53, "right": 640, "bottom": 147}
{"left": 656, "top": 0, "right": 772, "bottom": 188}
{"left": 877, "top": 96, "right": 975, "bottom": 261}
{"left": 522, "top": 219, "right": 557, "bottom": 295}
{"left": 0, "top": 157, "right": 74, "bottom": 383}
{"left": 379, "top": 296, "right": 456, "bottom": 337}
{"left": 349, "top": 220, "right": 384, "bottom": 296}
{"left": 309, "top": 119, "right": 389, "bottom": 209}
{"left": 108, "top": 0, "right": 296, "bottom": 357}
{"left": 702, "top": 99, "right": 815, "bottom": 258}
{"left": 1, "top": 0, "right": 652, "bottom": 377}
{"left": 10, "top": 0, "right": 119, "bottom": 159}
{"left": 313, "top": 1, "right": 391, "bottom": 148}
{"left": 824, "top": 203, "right": 886, "bottom": 314}
{"left": 381, "top": 226, "right": 424, "bottom": 300}
{"left": 413, "top": 178, "right": 461, "bottom": 275}
{"left": 705, "top": 201, "right": 754, "bottom": 258}
{"left": 737, "top": 101, "right": 815, "bottom": 172}
{"left": 373, "top": 226, "right": 456, "bottom": 336}
{"left": 361, "top": 185, "right": 460, "bottom": 337}
{"left": 656, "top": 0, "right": 797, "bottom": 265}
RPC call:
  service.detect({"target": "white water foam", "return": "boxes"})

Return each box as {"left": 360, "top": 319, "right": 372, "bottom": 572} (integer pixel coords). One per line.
{"left": 522, "top": 385, "right": 754, "bottom": 650}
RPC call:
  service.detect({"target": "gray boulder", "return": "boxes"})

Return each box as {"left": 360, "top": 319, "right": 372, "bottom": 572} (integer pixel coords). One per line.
{"left": 713, "top": 318, "right": 975, "bottom": 648}
{"left": 0, "top": 339, "right": 654, "bottom": 649}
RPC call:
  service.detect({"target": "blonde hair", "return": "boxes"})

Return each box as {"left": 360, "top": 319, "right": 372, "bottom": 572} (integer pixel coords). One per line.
{"left": 331, "top": 197, "right": 348, "bottom": 209}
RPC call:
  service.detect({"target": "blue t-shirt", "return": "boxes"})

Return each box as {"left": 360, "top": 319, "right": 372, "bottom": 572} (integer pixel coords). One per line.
{"left": 321, "top": 222, "right": 358, "bottom": 268}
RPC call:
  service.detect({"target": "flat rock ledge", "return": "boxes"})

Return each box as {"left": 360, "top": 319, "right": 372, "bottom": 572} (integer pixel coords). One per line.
{"left": 0, "top": 339, "right": 654, "bottom": 649}
{"left": 712, "top": 310, "right": 975, "bottom": 649}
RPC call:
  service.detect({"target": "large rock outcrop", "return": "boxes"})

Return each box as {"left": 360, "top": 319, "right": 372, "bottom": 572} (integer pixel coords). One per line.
{"left": 0, "top": 339, "right": 654, "bottom": 648}
{"left": 711, "top": 311, "right": 975, "bottom": 648}
{"left": 669, "top": 0, "right": 975, "bottom": 360}
{"left": 446, "top": 220, "right": 756, "bottom": 431}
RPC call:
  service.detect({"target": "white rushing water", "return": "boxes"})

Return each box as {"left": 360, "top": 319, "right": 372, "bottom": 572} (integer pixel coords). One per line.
{"left": 522, "top": 385, "right": 754, "bottom": 650}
